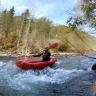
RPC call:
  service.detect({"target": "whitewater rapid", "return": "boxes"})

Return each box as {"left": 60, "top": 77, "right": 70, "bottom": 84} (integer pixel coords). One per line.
{"left": 0, "top": 56, "right": 96, "bottom": 96}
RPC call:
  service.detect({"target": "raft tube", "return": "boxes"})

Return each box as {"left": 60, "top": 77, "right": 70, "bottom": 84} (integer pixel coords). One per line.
{"left": 15, "top": 56, "right": 56, "bottom": 70}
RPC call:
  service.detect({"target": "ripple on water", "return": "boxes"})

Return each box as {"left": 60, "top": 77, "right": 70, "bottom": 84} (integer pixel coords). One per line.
{"left": 0, "top": 56, "right": 96, "bottom": 96}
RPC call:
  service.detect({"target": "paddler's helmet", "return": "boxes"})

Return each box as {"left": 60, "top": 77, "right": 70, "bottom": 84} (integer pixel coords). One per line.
{"left": 44, "top": 47, "right": 49, "bottom": 51}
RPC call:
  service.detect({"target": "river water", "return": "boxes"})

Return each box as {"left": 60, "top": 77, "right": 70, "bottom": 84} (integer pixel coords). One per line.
{"left": 0, "top": 55, "right": 96, "bottom": 96}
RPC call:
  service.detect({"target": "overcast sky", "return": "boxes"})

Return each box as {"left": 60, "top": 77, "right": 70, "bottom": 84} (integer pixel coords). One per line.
{"left": 0, "top": 0, "right": 78, "bottom": 25}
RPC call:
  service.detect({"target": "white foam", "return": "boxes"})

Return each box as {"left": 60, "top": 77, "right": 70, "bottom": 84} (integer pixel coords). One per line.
{"left": 5, "top": 67, "right": 84, "bottom": 91}
{"left": 0, "top": 56, "right": 95, "bottom": 91}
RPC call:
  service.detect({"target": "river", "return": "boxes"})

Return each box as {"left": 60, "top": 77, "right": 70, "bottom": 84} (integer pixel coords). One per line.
{"left": 0, "top": 55, "right": 96, "bottom": 96}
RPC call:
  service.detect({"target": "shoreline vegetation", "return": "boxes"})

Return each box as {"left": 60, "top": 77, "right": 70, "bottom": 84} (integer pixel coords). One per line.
{"left": 0, "top": 7, "right": 96, "bottom": 55}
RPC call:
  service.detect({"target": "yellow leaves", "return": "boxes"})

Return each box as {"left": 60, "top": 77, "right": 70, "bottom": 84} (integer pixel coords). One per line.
{"left": 2, "top": 32, "right": 15, "bottom": 49}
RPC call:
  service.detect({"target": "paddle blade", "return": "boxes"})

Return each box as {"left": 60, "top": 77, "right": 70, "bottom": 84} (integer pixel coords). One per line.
{"left": 49, "top": 43, "right": 58, "bottom": 49}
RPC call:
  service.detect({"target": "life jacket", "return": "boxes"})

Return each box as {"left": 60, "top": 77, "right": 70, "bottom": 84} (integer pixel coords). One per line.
{"left": 43, "top": 53, "right": 48, "bottom": 56}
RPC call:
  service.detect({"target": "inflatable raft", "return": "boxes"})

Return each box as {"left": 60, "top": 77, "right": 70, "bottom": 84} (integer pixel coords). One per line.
{"left": 15, "top": 56, "right": 56, "bottom": 70}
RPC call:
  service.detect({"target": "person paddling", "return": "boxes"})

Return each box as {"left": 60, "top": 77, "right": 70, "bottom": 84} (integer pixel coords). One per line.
{"left": 23, "top": 43, "right": 58, "bottom": 61}
{"left": 32, "top": 47, "right": 51, "bottom": 62}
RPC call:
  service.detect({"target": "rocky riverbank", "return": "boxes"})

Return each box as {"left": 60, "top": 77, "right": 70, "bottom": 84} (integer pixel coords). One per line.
{"left": 0, "top": 51, "right": 83, "bottom": 61}
{"left": 0, "top": 51, "right": 79, "bottom": 57}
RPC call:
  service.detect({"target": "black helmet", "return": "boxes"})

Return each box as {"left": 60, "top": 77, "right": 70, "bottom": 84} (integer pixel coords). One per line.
{"left": 44, "top": 47, "right": 49, "bottom": 51}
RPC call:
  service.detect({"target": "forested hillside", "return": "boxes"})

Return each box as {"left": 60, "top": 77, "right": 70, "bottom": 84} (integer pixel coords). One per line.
{"left": 0, "top": 7, "right": 96, "bottom": 54}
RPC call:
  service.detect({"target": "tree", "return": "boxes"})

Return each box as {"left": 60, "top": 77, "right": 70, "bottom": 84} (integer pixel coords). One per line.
{"left": 16, "top": 9, "right": 30, "bottom": 53}
{"left": 67, "top": 0, "right": 96, "bottom": 30}
{"left": 1, "top": 7, "right": 15, "bottom": 37}
{"left": 35, "top": 17, "right": 52, "bottom": 47}
{"left": 0, "top": 7, "right": 16, "bottom": 49}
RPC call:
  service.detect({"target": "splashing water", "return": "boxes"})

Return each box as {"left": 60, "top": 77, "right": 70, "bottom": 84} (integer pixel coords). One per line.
{"left": 0, "top": 56, "right": 96, "bottom": 96}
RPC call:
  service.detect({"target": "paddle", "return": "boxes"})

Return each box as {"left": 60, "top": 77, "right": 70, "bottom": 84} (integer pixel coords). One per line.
{"left": 23, "top": 43, "right": 58, "bottom": 60}
{"left": 49, "top": 43, "right": 58, "bottom": 49}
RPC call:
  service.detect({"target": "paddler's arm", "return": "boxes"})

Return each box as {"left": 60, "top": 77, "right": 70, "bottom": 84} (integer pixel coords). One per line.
{"left": 32, "top": 53, "right": 43, "bottom": 57}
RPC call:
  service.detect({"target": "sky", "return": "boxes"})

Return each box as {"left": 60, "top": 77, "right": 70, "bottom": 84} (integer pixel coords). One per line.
{"left": 0, "top": 0, "right": 78, "bottom": 25}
